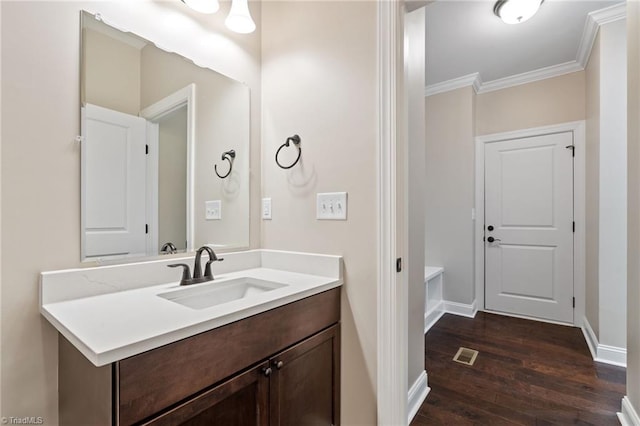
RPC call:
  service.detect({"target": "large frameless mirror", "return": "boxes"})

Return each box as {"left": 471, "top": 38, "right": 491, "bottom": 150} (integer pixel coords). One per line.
{"left": 80, "top": 11, "right": 250, "bottom": 262}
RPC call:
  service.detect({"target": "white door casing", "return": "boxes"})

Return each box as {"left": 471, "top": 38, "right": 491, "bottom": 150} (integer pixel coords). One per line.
{"left": 140, "top": 84, "right": 196, "bottom": 256}
{"left": 484, "top": 131, "right": 574, "bottom": 324}
{"left": 81, "top": 104, "right": 147, "bottom": 259}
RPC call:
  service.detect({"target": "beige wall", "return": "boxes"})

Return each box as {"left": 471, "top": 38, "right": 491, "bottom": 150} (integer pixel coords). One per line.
{"left": 1, "top": 1, "right": 261, "bottom": 422}
{"left": 425, "top": 86, "right": 476, "bottom": 304}
{"left": 476, "top": 71, "right": 585, "bottom": 136}
{"left": 261, "top": 2, "right": 378, "bottom": 423}
{"left": 158, "top": 107, "right": 188, "bottom": 251}
{"left": 83, "top": 28, "right": 141, "bottom": 115}
{"left": 585, "top": 33, "right": 601, "bottom": 337}
{"left": 627, "top": 0, "right": 640, "bottom": 414}
{"left": 140, "top": 44, "right": 251, "bottom": 249}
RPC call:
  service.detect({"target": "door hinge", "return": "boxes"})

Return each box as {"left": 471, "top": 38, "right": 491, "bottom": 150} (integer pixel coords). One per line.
{"left": 573, "top": 221, "right": 575, "bottom": 233}
{"left": 396, "top": 258, "right": 402, "bottom": 273}
{"left": 145, "top": 224, "right": 149, "bottom": 234}
{"left": 566, "top": 145, "right": 575, "bottom": 157}
{"left": 145, "top": 144, "right": 149, "bottom": 155}
{"left": 572, "top": 297, "right": 575, "bottom": 308}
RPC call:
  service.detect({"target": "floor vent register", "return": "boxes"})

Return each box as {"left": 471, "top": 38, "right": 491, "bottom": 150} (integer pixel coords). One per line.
{"left": 453, "top": 347, "right": 479, "bottom": 366}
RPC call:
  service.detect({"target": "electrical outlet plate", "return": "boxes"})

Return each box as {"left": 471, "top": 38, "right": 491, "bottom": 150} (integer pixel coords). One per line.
{"left": 262, "top": 198, "right": 272, "bottom": 220}
{"left": 316, "top": 192, "right": 347, "bottom": 220}
{"left": 205, "top": 200, "right": 222, "bottom": 220}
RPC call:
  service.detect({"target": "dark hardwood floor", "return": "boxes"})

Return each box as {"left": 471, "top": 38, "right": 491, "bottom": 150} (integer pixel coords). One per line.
{"left": 411, "top": 312, "right": 626, "bottom": 426}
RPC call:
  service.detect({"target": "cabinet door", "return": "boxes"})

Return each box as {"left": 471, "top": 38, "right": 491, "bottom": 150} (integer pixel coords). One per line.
{"left": 269, "top": 325, "right": 340, "bottom": 426}
{"left": 144, "top": 362, "right": 270, "bottom": 426}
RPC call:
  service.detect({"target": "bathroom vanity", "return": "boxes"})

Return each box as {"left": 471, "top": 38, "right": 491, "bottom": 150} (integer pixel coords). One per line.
{"left": 41, "top": 250, "right": 343, "bottom": 425}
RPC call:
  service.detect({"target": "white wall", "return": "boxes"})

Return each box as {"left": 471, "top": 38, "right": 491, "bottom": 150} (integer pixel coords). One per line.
{"left": 261, "top": 2, "right": 378, "bottom": 423}
{"left": 627, "top": 0, "right": 640, "bottom": 416}
{"left": 584, "top": 19, "right": 627, "bottom": 352}
{"left": 597, "top": 19, "right": 627, "bottom": 350}
{"left": 585, "top": 33, "right": 601, "bottom": 336}
{"left": 1, "top": 1, "right": 261, "bottom": 422}
{"left": 405, "top": 4, "right": 427, "bottom": 397}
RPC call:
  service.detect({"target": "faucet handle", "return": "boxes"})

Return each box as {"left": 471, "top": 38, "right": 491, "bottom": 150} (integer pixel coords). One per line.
{"left": 168, "top": 264, "right": 191, "bottom": 283}
{"left": 204, "top": 257, "right": 224, "bottom": 278}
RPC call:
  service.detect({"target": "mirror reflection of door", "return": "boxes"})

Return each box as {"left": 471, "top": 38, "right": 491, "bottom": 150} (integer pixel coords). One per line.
{"left": 81, "top": 102, "right": 189, "bottom": 260}
{"left": 81, "top": 104, "right": 147, "bottom": 259}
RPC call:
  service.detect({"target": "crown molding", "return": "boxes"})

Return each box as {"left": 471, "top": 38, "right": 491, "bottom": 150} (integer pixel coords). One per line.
{"left": 424, "top": 3, "right": 627, "bottom": 97}
{"left": 577, "top": 3, "right": 626, "bottom": 68}
{"left": 424, "top": 73, "right": 481, "bottom": 97}
{"left": 477, "top": 60, "right": 583, "bottom": 94}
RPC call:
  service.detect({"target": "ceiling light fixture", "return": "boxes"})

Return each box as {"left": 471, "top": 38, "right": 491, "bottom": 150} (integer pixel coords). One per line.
{"left": 493, "top": 0, "right": 544, "bottom": 25}
{"left": 225, "top": 0, "right": 256, "bottom": 34}
{"left": 181, "top": 0, "right": 220, "bottom": 14}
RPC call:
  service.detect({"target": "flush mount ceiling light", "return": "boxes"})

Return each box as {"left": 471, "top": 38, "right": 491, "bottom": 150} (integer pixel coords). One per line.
{"left": 494, "top": 0, "right": 544, "bottom": 25}
{"left": 225, "top": 0, "right": 256, "bottom": 34}
{"left": 181, "top": 0, "right": 220, "bottom": 15}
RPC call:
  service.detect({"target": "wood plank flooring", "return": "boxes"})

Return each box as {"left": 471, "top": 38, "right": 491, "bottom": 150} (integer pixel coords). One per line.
{"left": 411, "top": 312, "right": 626, "bottom": 426}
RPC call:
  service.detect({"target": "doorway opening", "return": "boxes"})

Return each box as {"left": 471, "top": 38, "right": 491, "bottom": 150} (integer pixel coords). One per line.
{"left": 474, "top": 121, "right": 586, "bottom": 326}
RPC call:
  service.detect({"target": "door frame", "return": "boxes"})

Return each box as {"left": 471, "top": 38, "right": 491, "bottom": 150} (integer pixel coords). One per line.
{"left": 140, "top": 84, "right": 196, "bottom": 255}
{"left": 376, "top": 0, "right": 408, "bottom": 425}
{"left": 474, "top": 121, "right": 586, "bottom": 327}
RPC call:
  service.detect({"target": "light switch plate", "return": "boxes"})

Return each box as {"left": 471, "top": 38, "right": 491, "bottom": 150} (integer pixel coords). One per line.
{"left": 205, "top": 200, "right": 222, "bottom": 220}
{"left": 262, "top": 198, "right": 272, "bottom": 220}
{"left": 316, "top": 192, "right": 348, "bottom": 220}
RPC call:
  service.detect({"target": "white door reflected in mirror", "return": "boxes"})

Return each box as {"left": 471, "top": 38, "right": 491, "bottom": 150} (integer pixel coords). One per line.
{"left": 82, "top": 104, "right": 147, "bottom": 259}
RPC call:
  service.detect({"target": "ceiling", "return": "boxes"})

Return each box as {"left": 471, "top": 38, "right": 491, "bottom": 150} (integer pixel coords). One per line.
{"left": 425, "top": 0, "right": 625, "bottom": 90}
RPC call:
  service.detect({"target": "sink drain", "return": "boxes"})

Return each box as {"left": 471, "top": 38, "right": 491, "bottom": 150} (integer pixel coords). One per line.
{"left": 453, "top": 347, "right": 478, "bottom": 366}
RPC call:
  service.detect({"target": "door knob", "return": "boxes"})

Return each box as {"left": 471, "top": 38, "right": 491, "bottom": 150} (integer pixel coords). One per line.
{"left": 487, "top": 236, "right": 501, "bottom": 243}
{"left": 487, "top": 225, "right": 494, "bottom": 231}
{"left": 274, "top": 360, "right": 284, "bottom": 369}
{"left": 262, "top": 367, "right": 272, "bottom": 377}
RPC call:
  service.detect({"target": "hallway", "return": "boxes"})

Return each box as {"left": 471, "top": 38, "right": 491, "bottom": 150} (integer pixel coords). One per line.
{"left": 411, "top": 312, "right": 626, "bottom": 425}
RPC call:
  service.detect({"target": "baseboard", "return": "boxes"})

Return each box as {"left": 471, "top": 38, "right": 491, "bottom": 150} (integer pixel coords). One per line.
{"left": 407, "top": 370, "right": 430, "bottom": 424}
{"left": 618, "top": 396, "right": 640, "bottom": 426}
{"left": 443, "top": 299, "right": 477, "bottom": 318}
{"left": 581, "top": 316, "right": 599, "bottom": 359}
{"left": 424, "top": 302, "right": 445, "bottom": 333}
{"left": 581, "top": 316, "right": 627, "bottom": 367}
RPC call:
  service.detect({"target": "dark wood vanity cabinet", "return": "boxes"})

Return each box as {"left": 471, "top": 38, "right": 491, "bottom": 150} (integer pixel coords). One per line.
{"left": 146, "top": 326, "right": 340, "bottom": 426}
{"left": 143, "top": 360, "right": 271, "bottom": 426}
{"left": 269, "top": 326, "right": 340, "bottom": 426}
{"left": 59, "top": 288, "right": 341, "bottom": 426}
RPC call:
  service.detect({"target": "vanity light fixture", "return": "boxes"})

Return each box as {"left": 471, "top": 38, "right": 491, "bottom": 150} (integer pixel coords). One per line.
{"left": 181, "top": 0, "right": 220, "bottom": 14}
{"left": 493, "top": 0, "right": 544, "bottom": 25}
{"left": 225, "top": 0, "right": 256, "bottom": 34}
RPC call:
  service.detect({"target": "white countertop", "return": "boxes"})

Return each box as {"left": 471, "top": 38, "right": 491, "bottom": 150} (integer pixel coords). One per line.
{"left": 40, "top": 250, "right": 343, "bottom": 366}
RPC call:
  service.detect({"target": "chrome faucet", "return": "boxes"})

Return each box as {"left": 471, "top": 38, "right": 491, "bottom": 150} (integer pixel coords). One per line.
{"left": 168, "top": 246, "right": 224, "bottom": 286}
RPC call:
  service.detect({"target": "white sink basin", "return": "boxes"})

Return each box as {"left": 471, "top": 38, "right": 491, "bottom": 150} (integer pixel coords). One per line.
{"left": 158, "top": 277, "right": 288, "bottom": 310}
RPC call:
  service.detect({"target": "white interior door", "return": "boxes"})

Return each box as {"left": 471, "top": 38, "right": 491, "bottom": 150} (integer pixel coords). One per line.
{"left": 484, "top": 131, "right": 574, "bottom": 323}
{"left": 82, "top": 104, "right": 147, "bottom": 259}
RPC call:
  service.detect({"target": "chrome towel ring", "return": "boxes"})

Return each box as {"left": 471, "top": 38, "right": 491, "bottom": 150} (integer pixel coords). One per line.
{"left": 214, "top": 149, "right": 236, "bottom": 179}
{"left": 275, "top": 134, "right": 301, "bottom": 169}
